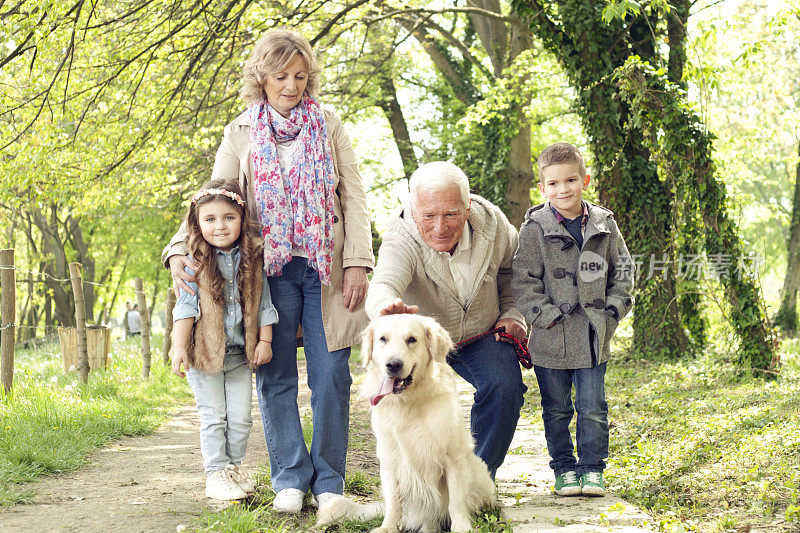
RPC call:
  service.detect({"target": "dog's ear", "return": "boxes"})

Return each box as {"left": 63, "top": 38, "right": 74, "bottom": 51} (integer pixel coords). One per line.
{"left": 361, "top": 323, "right": 375, "bottom": 367}
{"left": 423, "top": 317, "right": 453, "bottom": 363}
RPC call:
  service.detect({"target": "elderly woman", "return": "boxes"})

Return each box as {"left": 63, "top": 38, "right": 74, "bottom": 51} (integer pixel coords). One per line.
{"left": 163, "top": 28, "right": 374, "bottom": 512}
{"left": 365, "top": 161, "right": 527, "bottom": 479}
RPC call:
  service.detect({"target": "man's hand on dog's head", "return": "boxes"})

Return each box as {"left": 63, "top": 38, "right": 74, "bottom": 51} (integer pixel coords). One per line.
{"left": 379, "top": 298, "right": 420, "bottom": 316}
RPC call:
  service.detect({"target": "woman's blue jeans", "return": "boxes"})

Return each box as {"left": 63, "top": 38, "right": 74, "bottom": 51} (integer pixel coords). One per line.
{"left": 255, "top": 257, "right": 352, "bottom": 496}
{"left": 533, "top": 363, "right": 608, "bottom": 477}
{"left": 447, "top": 335, "right": 527, "bottom": 478}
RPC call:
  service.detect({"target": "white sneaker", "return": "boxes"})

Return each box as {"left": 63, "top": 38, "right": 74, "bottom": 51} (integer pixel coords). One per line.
{"left": 228, "top": 464, "right": 256, "bottom": 493}
{"left": 311, "top": 492, "right": 340, "bottom": 508}
{"left": 272, "top": 488, "right": 305, "bottom": 513}
{"left": 206, "top": 469, "right": 248, "bottom": 500}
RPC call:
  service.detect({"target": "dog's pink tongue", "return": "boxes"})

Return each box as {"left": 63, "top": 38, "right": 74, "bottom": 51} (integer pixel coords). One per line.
{"left": 370, "top": 377, "right": 396, "bottom": 406}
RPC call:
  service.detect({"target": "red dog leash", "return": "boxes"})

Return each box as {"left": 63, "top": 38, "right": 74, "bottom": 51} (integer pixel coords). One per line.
{"left": 453, "top": 326, "right": 532, "bottom": 369}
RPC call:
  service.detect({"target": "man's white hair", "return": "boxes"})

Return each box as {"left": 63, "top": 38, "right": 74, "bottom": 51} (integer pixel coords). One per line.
{"left": 408, "top": 161, "right": 471, "bottom": 211}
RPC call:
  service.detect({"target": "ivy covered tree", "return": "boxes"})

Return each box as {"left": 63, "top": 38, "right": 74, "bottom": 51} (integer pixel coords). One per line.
{"left": 510, "top": 0, "right": 776, "bottom": 371}
{"left": 615, "top": 58, "right": 776, "bottom": 372}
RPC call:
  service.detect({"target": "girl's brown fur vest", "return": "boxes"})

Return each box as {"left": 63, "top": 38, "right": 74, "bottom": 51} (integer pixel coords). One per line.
{"left": 181, "top": 246, "right": 263, "bottom": 374}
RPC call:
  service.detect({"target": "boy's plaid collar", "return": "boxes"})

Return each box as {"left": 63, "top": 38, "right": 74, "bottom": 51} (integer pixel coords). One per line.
{"left": 550, "top": 201, "right": 589, "bottom": 226}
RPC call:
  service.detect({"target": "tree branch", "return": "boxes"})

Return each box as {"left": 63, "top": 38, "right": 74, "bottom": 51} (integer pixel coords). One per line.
{"left": 419, "top": 16, "right": 494, "bottom": 80}
{"left": 365, "top": 5, "right": 510, "bottom": 24}
{"left": 310, "top": 0, "right": 373, "bottom": 46}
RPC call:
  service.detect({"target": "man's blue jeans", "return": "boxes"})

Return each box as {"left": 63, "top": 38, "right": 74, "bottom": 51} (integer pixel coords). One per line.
{"left": 447, "top": 335, "right": 527, "bottom": 477}
{"left": 255, "top": 257, "right": 352, "bottom": 496}
{"left": 533, "top": 363, "right": 608, "bottom": 476}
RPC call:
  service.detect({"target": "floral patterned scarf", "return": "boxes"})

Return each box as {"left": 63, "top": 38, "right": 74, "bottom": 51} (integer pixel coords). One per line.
{"left": 249, "top": 94, "right": 335, "bottom": 285}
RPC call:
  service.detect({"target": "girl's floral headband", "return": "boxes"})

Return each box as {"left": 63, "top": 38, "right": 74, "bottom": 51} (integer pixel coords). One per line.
{"left": 192, "top": 188, "right": 245, "bottom": 207}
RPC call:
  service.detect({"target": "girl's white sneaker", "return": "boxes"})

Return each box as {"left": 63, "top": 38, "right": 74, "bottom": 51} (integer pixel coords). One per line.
{"left": 228, "top": 464, "right": 256, "bottom": 493}
{"left": 272, "top": 488, "right": 305, "bottom": 513}
{"left": 206, "top": 468, "right": 248, "bottom": 500}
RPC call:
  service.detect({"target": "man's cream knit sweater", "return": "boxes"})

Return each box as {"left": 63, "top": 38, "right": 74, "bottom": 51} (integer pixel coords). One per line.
{"left": 366, "top": 194, "right": 525, "bottom": 342}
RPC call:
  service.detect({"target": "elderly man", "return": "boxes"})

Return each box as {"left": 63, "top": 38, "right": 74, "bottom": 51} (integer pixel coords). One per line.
{"left": 365, "top": 161, "right": 528, "bottom": 477}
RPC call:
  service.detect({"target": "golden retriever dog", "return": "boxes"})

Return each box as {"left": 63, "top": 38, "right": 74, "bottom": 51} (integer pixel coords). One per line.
{"left": 360, "top": 314, "right": 496, "bottom": 533}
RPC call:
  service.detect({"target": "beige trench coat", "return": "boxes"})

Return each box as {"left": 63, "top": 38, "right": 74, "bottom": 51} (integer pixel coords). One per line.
{"left": 162, "top": 108, "right": 375, "bottom": 352}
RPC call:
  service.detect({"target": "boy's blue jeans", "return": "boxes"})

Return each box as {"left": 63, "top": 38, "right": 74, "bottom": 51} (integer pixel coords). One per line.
{"left": 533, "top": 363, "right": 608, "bottom": 477}
{"left": 255, "top": 257, "right": 352, "bottom": 497}
{"left": 448, "top": 335, "right": 527, "bottom": 478}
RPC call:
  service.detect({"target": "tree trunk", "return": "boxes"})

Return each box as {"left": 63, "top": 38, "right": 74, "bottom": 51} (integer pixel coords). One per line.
{"left": 504, "top": 105, "right": 535, "bottom": 228}
{"left": 16, "top": 290, "right": 30, "bottom": 343}
{"left": 502, "top": 18, "right": 535, "bottom": 228}
{"left": 395, "top": 18, "right": 479, "bottom": 105}
{"left": 149, "top": 268, "right": 161, "bottom": 319}
{"left": 668, "top": 1, "right": 706, "bottom": 351}
{"left": 775, "top": 141, "right": 800, "bottom": 336}
{"left": 378, "top": 76, "right": 418, "bottom": 179}
{"left": 616, "top": 62, "right": 776, "bottom": 372}
{"left": 44, "top": 275, "right": 53, "bottom": 335}
{"left": 468, "top": 0, "right": 507, "bottom": 77}
{"left": 105, "top": 253, "right": 130, "bottom": 328}
{"left": 667, "top": 0, "right": 690, "bottom": 87}
{"left": 68, "top": 214, "right": 95, "bottom": 321}
{"left": 33, "top": 207, "right": 74, "bottom": 327}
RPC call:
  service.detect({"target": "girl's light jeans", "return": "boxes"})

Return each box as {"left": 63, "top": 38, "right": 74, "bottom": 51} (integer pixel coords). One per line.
{"left": 187, "top": 347, "right": 253, "bottom": 473}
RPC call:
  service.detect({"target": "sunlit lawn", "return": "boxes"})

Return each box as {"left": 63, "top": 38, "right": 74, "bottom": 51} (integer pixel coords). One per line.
{"left": 0, "top": 335, "right": 191, "bottom": 505}
{"left": 522, "top": 337, "right": 800, "bottom": 532}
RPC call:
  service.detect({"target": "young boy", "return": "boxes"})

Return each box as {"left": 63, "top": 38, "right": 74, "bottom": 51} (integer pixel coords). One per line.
{"left": 511, "top": 142, "right": 634, "bottom": 497}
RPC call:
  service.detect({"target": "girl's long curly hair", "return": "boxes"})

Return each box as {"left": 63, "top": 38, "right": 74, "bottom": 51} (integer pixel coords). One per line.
{"left": 184, "top": 178, "right": 261, "bottom": 306}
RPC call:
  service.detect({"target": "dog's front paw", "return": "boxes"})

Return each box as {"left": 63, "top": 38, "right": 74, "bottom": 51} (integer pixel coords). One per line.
{"left": 450, "top": 516, "right": 472, "bottom": 533}
{"left": 370, "top": 525, "right": 399, "bottom": 533}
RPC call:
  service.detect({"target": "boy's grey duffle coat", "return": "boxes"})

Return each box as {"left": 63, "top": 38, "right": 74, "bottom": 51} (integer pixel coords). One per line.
{"left": 511, "top": 201, "right": 634, "bottom": 369}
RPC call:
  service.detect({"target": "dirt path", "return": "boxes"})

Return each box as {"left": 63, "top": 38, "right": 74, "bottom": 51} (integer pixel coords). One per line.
{"left": 0, "top": 363, "right": 654, "bottom": 532}
{"left": 0, "top": 373, "right": 303, "bottom": 533}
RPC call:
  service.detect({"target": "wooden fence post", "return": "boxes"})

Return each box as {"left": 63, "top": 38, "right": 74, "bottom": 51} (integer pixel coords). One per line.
{"left": 68, "top": 262, "right": 90, "bottom": 384}
{"left": 162, "top": 288, "right": 176, "bottom": 366}
{"left": 1, "top": 249, "right": 16, "bottom": 393}
{"left": 134, "top": 278, "right": 151, "bottom": 378}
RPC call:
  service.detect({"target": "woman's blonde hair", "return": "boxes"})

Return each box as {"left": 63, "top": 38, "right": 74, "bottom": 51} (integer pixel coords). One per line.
{"left": 240, "top": 28, "right": 321, "bottom": 108}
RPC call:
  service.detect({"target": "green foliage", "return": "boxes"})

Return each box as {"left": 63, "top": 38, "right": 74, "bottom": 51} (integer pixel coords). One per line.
{"left": 687, "top": 5, "right": 800, "bottom": 284}
{"left": 0, "top": 0, "right": 393, "bottom": 326}
{"left": 195, "top": 496, "right": 294, "bottom": 532}
{"left": 602, "top": 343, "right": 800, "bottom": 531}
{"left": 0, "top": 337, "right": 191, "bottom": 505}
{"left": 600, "top": 0, "right": 671, "bottom": 23}
{"left": 453, "top": 48, "right": 569, "bottom": 212}
{"left": 520, "top": 339, "right": 800, "bottom": 531}
{"left": 472, "top": 505, "right": 513, "bottom": 532}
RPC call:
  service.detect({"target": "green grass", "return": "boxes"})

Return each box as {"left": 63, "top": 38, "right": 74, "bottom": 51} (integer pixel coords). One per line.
{"left": 0, "top": 335, "right": 191, "bottom": 505}
{"left": 344, "top": 469, "right": 379, "bottom": 497}
{"left": 522, "top": 339, "right": 800, "bottom": 532}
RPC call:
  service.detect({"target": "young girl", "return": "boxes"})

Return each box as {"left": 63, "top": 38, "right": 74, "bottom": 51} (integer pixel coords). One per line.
{"left": 171, "top": 178, "right": 278, "bottom": 501}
